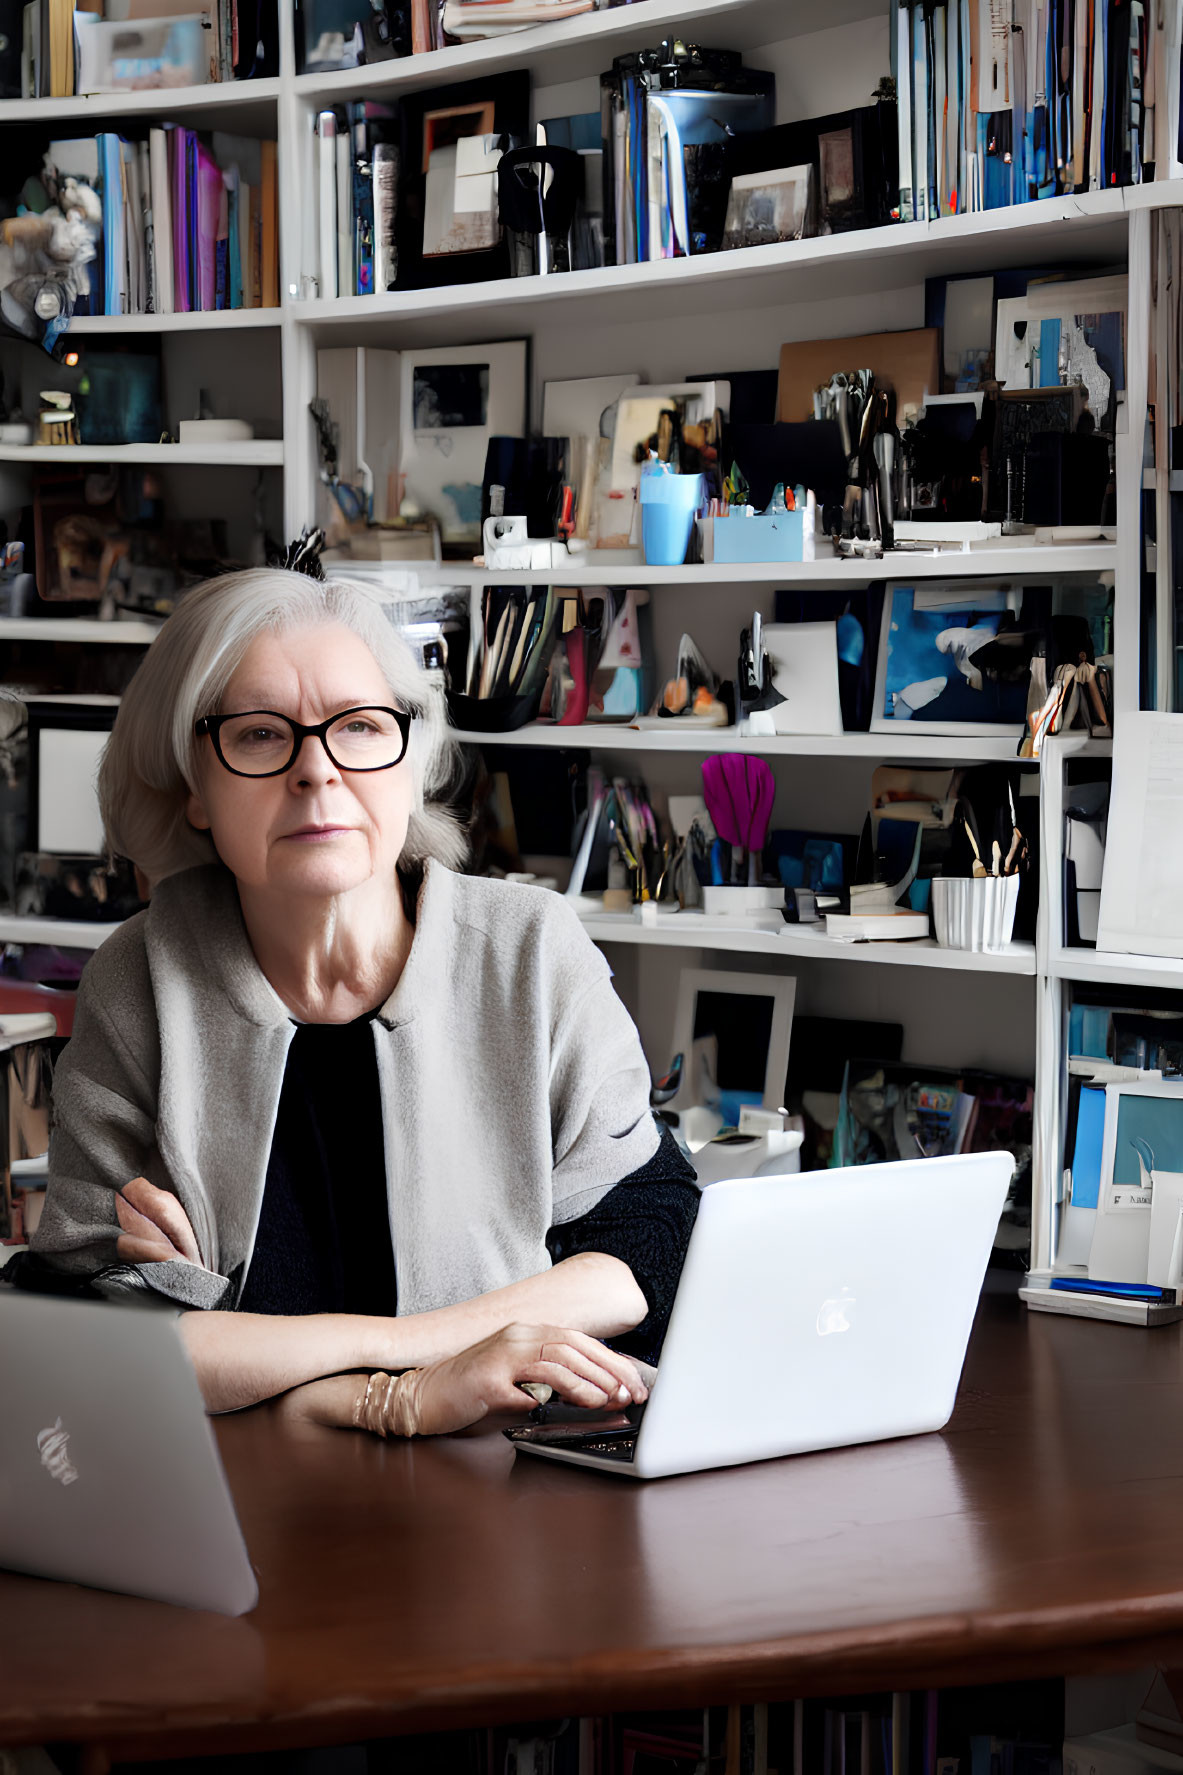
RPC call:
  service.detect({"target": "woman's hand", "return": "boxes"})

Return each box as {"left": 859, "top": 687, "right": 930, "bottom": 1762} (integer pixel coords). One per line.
{"left": 115, "top": 1175, "right": 205, "bottom": 1267}
{"left": 404, "top": 1321, "right": 649, "bottom": 1436}
{"left": 278, "top": 1322, "right": 649, "bottom": 1438}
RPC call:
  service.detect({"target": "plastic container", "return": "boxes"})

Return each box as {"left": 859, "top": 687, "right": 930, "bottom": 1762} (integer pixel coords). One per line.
{"left": 639, "top": 467, "right": 704, "bottom": 566}
{"left": 445, "top": 689, "right": 543, "bottom": 734}
{"left": 931, "top": 876, "right": 1021, "bottom": 952}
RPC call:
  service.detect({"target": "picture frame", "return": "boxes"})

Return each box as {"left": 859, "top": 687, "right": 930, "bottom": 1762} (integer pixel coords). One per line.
{"left": 994, "top": 273, "right": 1128, "bottom": 434}
{"left": 394, "top": 69, "right": 529, "bottom": 292}
{"left": 25, "top": 702, "right": 115, "bottom": 855}
{"left": 721, "top": 163, "right": 815, "bottom": 251}
{"left": 668, "top": 967, "right": 796, "bottom": 1118}
{"left": 870, "top": 583, "right": 1032, "bottom": 737}
{"left": 1089, "top": 1081, "right": 1183, "bottom": 1284}
{"left": 397, "top": 339, "right": 527, "bottom": 550}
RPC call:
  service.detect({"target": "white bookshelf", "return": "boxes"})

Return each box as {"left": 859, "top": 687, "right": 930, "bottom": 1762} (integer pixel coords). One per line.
{"left": 0, "top": 442, "right": 283, "bottom": 465}
{"left": 0, "top": 617, "right": 161, "bottom": 643}
{"left": 415, "top": 545, "right": 1118, "bottom": 588}
{"left": 1, "top": 0, "right": 1180, "bottom": 1287}
{"left": 448, "top": 725, "right": 1032, "bottom": 762}
{"left": 0, "top": 915, "right": 120, "bottom": 949}
{"left": 576, "top": 913, "right": 1038, "bottom": 975}
{"left": 66, "top": 310, "right": 283, "bottom": 335}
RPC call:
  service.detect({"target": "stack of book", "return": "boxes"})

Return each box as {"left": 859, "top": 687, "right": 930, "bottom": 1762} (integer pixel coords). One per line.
{"left": 22, "top": 0, "right": 252, "bottom": 99}
{"left": 438, "top": 0, "right": 594, "bottom": 39}
{"left": 314, "top": 104, "right": 397, "bottom": 299}
{"left": 894, "top": 0, "right": 1171, "bottom": 221}
{"left": 48, "top": 129, "right": 278, "bottom": 316}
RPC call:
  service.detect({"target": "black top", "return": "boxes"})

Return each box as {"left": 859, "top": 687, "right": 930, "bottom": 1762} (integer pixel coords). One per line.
{"left": 236, "top": 1016, "right": 699, "bottom": 1364}
{"left": 236, "top": 1015, "right": 397, "bottom": 1320}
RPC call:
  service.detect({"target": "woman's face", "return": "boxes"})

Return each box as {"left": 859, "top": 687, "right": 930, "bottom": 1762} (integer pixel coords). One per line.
{"left": 186, "top": 622, "right": 415, "bottom": 902}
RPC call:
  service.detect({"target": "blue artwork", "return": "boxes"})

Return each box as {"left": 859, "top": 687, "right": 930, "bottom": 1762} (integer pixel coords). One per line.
{"left": 881, "top": 588, "right": 1030, "bottom": 726}
{"left": 1112, "top": 1093, "right": 1183, "bottom": 1188}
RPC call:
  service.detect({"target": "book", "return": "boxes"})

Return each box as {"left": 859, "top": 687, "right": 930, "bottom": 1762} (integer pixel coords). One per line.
{"left": 149, "top": 128, "right": 173, "bottom": 312}
{"left": 317, "top": 109, "right": 337, "bottom": 300}
{"left": 261, "top": 137, "right": 278, "bottom": 306}
{"left": 335, "top": 126, "right": 352, "bottom": 298}
{"left": 372, "top": 140, "right": 398, "bottom": 292}
{"left": 824, "top": 911, "right": 931, "bottom": 942}
{"left": 98, "top": 132, "right": 126, "bottom": 316}
{"left": 195, "top": 139, "right": 221, "bottom": 310}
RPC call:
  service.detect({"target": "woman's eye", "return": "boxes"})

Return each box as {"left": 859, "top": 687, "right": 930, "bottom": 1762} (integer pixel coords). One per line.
{"left": 242, "top": 726, "right": 284, "bottom": 744}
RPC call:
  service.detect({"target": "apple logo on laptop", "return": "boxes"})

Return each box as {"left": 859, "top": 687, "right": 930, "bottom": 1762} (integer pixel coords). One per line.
{"left": 816, "top": 1290, "right": 855, "bottom": 1337}
{"left": 37, "top": 1418, "right": 79, "bottom": 1486}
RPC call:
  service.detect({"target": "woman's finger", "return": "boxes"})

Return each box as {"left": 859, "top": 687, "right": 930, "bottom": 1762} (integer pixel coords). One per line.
{"left": 120, "top": 1177, "right": 202, "bottom": 1265}
{"left": 533, "top": 1339, "right": 634, "bottom": 1403}
{"left": 115, "top": 1192, "right": 177, "bottom": 1251}
{"left": 543, "top": 1330, "right": 648, "bottom": 1401}
{"left": 116, "top": 1231, "right": 181, "bottom": 1266}
{"left": 513, "top": 1360, "right": 617, "bottom": 1412}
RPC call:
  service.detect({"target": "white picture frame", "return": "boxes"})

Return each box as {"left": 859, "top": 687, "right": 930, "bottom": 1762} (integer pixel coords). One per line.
{"left": 397, "top": 340, "right": 528, "bottom": 548}
{"left": 669, "top": 967, "right": 796, "bottom": 1117}
{"left": 1089, "top": 1081, "right": 1183, "bottom": 1284}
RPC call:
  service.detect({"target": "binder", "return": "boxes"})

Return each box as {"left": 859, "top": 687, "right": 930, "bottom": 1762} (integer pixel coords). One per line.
{"left": 196, "top": 140, "right": 221, "bottom": 311}
{"left": 98, "top": 132, "right": 125, "bottom": 317}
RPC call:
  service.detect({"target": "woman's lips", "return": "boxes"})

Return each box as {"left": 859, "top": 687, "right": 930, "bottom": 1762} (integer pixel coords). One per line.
{"left": 281, "top": 825, "right": 353, "bottom": 842}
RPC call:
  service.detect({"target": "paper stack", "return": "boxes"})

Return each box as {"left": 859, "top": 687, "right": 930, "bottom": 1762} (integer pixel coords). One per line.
{"left": 441, "top": 0, "right": 593, "bottom": 39}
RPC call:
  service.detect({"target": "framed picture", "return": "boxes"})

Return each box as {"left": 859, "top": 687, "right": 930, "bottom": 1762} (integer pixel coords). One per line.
{"left": 870, "top": 584, "right": 1032, "bottom": 736}
{"left": 25, "top": 702, "right": 115, "bottom": 855}
{"left": 668, "top": 967, "right": 796, "bottom": 1118}
{"left": 398, "top": 340, "right": 527, "bottom": 550}
{"left": 994, "top": 274, "right": 1127, "bottom": 434}
{"left": 721, "top": 163, "right": 815, "bottom": 251}
{"left": 394, "top": 69, "right": 529, "bottom": 291}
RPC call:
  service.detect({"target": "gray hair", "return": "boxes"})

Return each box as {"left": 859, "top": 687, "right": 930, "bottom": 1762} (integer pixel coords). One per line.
{"left": 99, "top": 568, "right": 469, "bottom": 885}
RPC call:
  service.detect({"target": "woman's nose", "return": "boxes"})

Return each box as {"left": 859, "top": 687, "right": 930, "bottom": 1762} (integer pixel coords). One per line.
{"left": 289, "top": 734, "right": 340, "bottom": 787}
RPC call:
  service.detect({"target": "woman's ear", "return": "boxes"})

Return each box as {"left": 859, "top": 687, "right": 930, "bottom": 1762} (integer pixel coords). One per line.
{"left": 186, "top": 789, "right": 212, "bottom": 832}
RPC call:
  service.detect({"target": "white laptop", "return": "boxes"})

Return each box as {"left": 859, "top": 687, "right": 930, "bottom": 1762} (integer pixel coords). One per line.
{"left": 506, "top": 1151, "right": 1014, "bottom": 1480}
{"left": 0, "top": 1290, "right": 258, "bottom": 1614}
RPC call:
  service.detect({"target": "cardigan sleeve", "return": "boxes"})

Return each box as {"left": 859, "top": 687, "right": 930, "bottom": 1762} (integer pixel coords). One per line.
{"left": 24, "top": 938, "right": 232, "bottom": 1312}
{"left": 546, "top": 1120, "right": 700, "bottom": 1364}
{"left": 547, "top": 955, "right": 667, "bottom": 1225}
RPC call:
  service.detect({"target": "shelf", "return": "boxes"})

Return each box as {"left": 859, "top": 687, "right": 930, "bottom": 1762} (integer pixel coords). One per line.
{"left": 66, "top": 309, "right": 282, "bottom": 335}
{"left": 0, "top": 915, "right": 120, "bottom": 949}
{"left": 0, "top": 617, "right": 161, "bottom": 644}
{"left": 292, "top": 187, "right": 1136, "bottom": 347}
{"left": 450, "top": 724, "right": 1028, "bottom": 762}
{"left": 579, "top": 910, "right": 1038, "bottom": 973}
{"left": 1049, "top": 947, "right": 1183, "bottom": 992}
{"left": 0, "top": 442, "right": 283, "bottom": 465}
{"left": 0, "top": 77, "right": 280, "bottom": 132}
{"left": 415, "top": 545, "right": 1118, "bottom": 588}
{"left": 292, "top": 0, "right": 868, "bottom": 105}
{"left": 1143, "top": 469, "right": 1183, "bottom": 492}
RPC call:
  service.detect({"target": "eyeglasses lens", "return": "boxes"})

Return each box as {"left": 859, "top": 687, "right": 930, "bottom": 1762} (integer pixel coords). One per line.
{"left": 218, "top": 709, "right": 405, "bottom": 774}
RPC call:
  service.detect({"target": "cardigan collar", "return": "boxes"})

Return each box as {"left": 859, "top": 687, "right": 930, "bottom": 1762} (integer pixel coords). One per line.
{"left": 147, "top": 859, "right": 450, "bottom": 1031}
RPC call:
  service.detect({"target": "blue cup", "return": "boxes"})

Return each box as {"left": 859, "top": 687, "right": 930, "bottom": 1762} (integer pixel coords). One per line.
{"left": 639, "top": 468, "right": 705, "bottom": 566}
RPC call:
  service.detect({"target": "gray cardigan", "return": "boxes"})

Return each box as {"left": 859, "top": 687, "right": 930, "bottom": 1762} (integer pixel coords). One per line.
{"left": 31, "top": 862, "right": 661, "bottom": 1314}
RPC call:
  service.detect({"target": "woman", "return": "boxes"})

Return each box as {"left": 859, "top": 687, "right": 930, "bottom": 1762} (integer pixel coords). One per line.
{"left": 22, "top": 569, "right": 699, "bottom": 1439}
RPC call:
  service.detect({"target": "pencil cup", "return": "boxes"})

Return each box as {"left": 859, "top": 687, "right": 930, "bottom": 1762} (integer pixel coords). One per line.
{"left": 639, "top": 470, "right": 705, "bottom": 567}
{"left": 931, "top": 876, "right": 1020, "bottom": 953}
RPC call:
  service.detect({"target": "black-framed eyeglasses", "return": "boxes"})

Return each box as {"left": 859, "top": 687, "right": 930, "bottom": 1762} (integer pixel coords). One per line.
{"left": 195, "top": 706, "right": 413, "bottom": 778}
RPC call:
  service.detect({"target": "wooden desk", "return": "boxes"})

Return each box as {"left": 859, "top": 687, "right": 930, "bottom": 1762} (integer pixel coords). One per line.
{"left": 4, "top": 1296, "right": 1183, "bottom": 1764}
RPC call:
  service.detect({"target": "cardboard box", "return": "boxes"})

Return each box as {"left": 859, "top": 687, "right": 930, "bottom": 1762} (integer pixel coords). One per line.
{"left": 777, "top": 328, "right": 941, "bottom": 423}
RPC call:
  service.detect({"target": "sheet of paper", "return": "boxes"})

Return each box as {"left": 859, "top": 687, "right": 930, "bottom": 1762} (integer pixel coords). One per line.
{"left": 1098, "top": 713, "right": 1183, "bottom": 958}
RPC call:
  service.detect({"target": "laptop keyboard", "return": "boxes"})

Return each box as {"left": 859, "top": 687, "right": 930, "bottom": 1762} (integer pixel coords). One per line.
{"left": 504, "top": 1409, "right": 642, "bottom": 1463}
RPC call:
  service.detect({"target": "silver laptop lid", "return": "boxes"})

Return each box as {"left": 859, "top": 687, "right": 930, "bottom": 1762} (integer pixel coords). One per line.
{"left": 0, "top": 1292, "right": 257, "bottom": 1615}
{"left": 630, "top": 1151, "right": 1013, "bottom": 1478}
